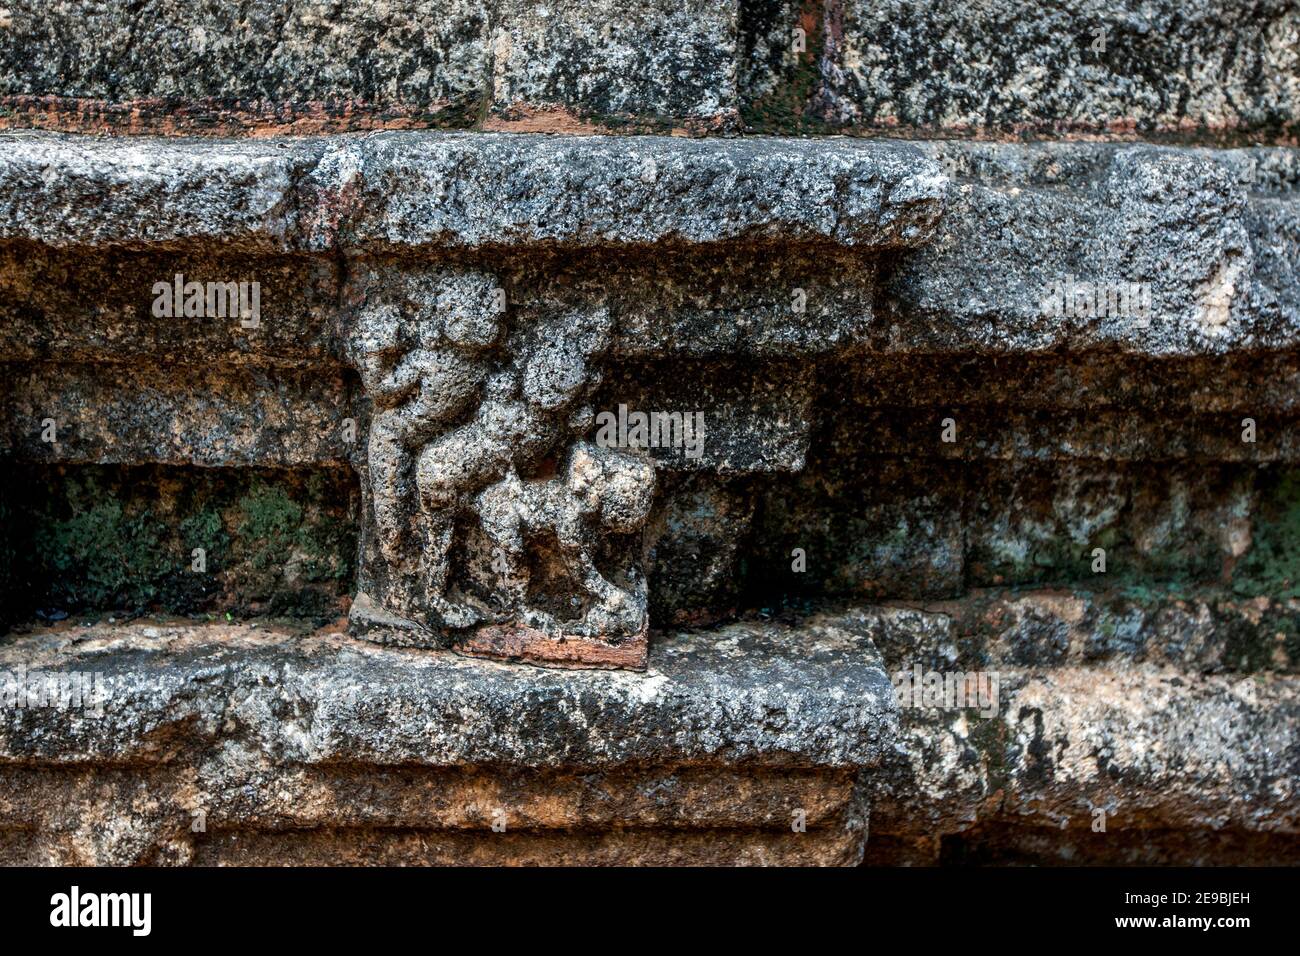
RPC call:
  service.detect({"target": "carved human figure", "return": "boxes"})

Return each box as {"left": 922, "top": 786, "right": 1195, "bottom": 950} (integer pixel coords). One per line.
{"left": 348, "top": 270, "right": 504, "bottom": 622}
{"left": 412, "top": 303, "right": 621, "bottom": 630}
{"left": 351, "top": 271, "right": 655, "bottom": 643}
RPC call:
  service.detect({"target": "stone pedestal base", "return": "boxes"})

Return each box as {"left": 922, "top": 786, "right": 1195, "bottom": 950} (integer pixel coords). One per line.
{"left": 0, "top": 617, "right": 892, "bottom": 866}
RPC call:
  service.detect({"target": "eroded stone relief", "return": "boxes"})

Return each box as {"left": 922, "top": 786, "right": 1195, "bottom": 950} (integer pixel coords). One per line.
{"left": 346, "top": 265, "right": 656, "bottom": 666}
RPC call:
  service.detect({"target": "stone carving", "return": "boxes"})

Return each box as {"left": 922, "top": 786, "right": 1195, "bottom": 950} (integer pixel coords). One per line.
{"left": 476, "top": 440, "right": 655, "bottom": 640}
{"left": 346, "top": 266, "right": 656, "bottom": 667}
{"left": 5, "top": 114, "right": 1300, "bottom": 867}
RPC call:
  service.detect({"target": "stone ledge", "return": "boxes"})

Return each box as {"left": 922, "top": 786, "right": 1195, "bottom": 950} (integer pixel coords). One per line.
{"left": 0, "top": 132, "right": 947, "bottom": 253}
{"left": 0, "top": 617, "right": 896, "bottom": 768}
{"left": 5, "top": 137, "right": 1299, "bottom": 358}
{"left": 868, "top": 663, "right": 1300, "bottom": 858}
{"left": 0, "top": 616, "right": 888, "bottom": 864}
{"left": 2, "top": 599, "right": 1296, "bottom": 863}
{"left": 887, "top": 143, "right": 1300, "bottom": 355}
{"left": 786, "top": 600, "right": 1300, "bottom": 860}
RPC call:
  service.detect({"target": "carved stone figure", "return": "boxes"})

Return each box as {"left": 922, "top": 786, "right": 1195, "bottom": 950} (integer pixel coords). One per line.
{"left": 346, "top": 266, "right": 656, "bottom": 667}
{"left": 476, "top": 440, "right": 655, "bottom": 640}
{"left": 347, "top": 268, "right": 503, "bottom": 625}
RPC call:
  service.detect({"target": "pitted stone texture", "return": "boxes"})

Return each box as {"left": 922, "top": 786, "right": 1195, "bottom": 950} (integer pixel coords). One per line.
{"left": 484, "top": 248, "right": 880, "bottom": 360}
{"left": 0, "top": 132, "right": 947, "bottom": 253}
{"left": 647, "top": 475, "right": 757, "bottom": 628}
{"left": 752, "top": 456, "right": 965, "bottom": 601}
{"left": 0, "top": 619, "right": 881, "bottom": 865}
{"left": 12, "top": 135, "right": 1300, "bottom": 357}
{"left": 0, "top": 249, "right": 341, "bottom": 367}
{"left": 490, "top": 0, "right": 738, "bottom": 126}
{"left": 743, "top": 0, "right": 1300, "bottom": 139}
{"left": 5, "top": 1, "right": 1297, "bottom": 140}
{"left": 2, "top": 609, "right": 1295, "bottom": 864}
{"left": 304, "top": 132, "right": 947, "bottom": 252}
{"left": 596, "top": 361, "right": 815, "bottom": 473}
{"left": 845, "top": 408, "right": 1300, "bottom": 461}
{"left": 1, "top": 464, "right": 357, "bottom": 625}
{"left": 606, "top": 249, "right": 878, "bottom": 356}
{"left": 0, "top": 0, "right": 739, "bottom": 133}
{"left": 0, "top": 617, "right": 896, "bottom": 768}
{"left": 848, "top": 591, "right": 1300, "bottom": 675}
{"left": 750, "top": 424, "right": 1286, "bottom": 602}
{"left": 0, "top": 1, "right": 491, "bottom": 121}
{"left": 1097, "top": 149, "right": 1254, "bottom": 340}
{"left": 875, "top": 663, "right": 1300, "bottom": 847}
{"left": 840, "top": 352, "right": 1300, "bottom": 413}
{"left": 827, "top": 601, "right": 1299, "bottom": 854}
{"left": 0, "top": 364, "right": 354, "bottom": 467}
{"left": 0, "top": 762, "right": 865, "bottom": 865}
{"left": 0, "top": 134, "right": 322, "bottom": 252}
{"left": 885, "top": 143, "right": 1300, "bottom": 355}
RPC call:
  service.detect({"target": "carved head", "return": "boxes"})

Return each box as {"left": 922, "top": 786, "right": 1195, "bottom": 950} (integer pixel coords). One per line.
{"left": 567, "top": 442, "right": 656, "bottom": 533}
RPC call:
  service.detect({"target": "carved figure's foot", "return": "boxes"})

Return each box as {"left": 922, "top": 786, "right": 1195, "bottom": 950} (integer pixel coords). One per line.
{"left": 519, "top": 608, "right": 562, "bottom": 637}
{"left": 580, "top": 601, "right": 641, "bottom": 639}
{"left": 432, "top": 599, "right": 481, "bottom": 630}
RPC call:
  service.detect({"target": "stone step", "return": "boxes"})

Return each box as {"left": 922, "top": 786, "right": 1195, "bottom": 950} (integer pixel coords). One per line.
{"left": 0, "top": 131, "right": 946, "bottom": 253}
{"left": 0, "top": 616, "right": 887, "bottom": 865}
{"left": 0, "top": 608, "right": 1293, "bottom": 864}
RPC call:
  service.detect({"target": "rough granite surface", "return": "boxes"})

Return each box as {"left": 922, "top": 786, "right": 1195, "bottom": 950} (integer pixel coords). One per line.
{"left": 0, "top": 617, "right": 897, "bottom": 768}
{"left": 2, "top": 1, "right": 1296, "bottom": 138}
{"left": 0, "top": 131, "right": 947, "bottom": 252}
{"left": 3, "top": 11, "right": 1300, "bottom": 862}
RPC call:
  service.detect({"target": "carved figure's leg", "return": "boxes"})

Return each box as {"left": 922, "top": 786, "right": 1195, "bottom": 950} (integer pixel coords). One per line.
{"left": 482, "top": 520, "right": 530, "bottom": 613}
{"left": 419, "top": 508, "right": 481, "bottom": 630}
{"left": 558, "top": 538, "right": 639, "bottom": 637}
{"left": 368, "top": 409, "right": 412, "bottom": 567}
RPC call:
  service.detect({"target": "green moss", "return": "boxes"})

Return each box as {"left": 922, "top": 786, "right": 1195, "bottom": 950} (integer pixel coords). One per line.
{"left": 974, "top": 516, "right": 1217, "bottom": 596}
{"left": 32, "top": 476, "right": 171, "bottom": 609}
{"left": 180, "top": 508, "right": 229, "bottom": 565}
{"left": 236, "top": 483, "right": 303, "bottom": 571}
{"left": 740, "top": 1, "right": 834, "bottom": 135}
{"left": 1234, "top": 469, "right": 1300, "bottom": 599}
{"left": 13, "top": 465, "right": 356, "bottom": 621}
{"left": 1215, "top": 602, "right": 1295, "bottom": 671}
{"left": 1118, "top": 581, "right": 1192, "bottom": 603}
{"left": 230, "top": 481, "right": 354, "bottom": 602}
{"left": 299, "top": 513, "right": 355, "bottom": 583}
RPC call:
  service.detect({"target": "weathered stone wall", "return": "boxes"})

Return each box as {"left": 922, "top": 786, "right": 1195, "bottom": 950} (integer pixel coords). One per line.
{"left": 1, "top": 1, "right": 1297, "bottom": 866}
{"left": 3, "top": 1, "right": 1297, "bottom": 139}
